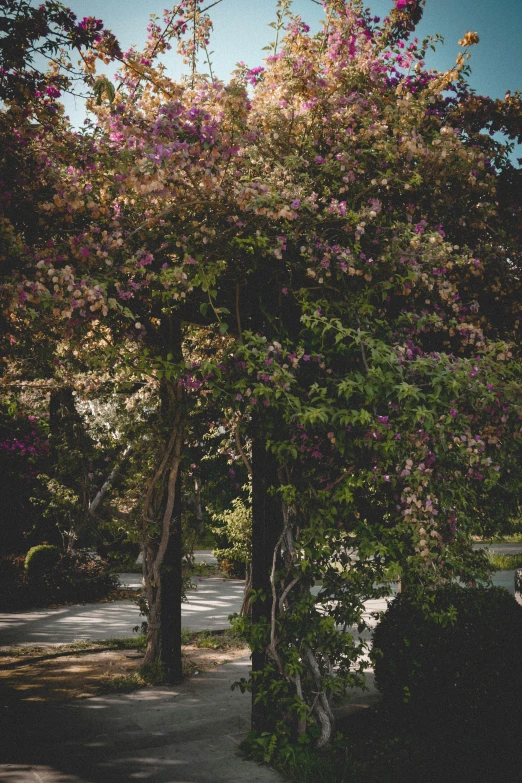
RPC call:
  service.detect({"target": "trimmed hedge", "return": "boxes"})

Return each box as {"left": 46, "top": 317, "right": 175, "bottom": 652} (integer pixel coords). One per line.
{"left": 372, "top": 585, "right": 522, "bottom": 720}
{"left": 24, "top": 544, "right": 62, "bottom": 577}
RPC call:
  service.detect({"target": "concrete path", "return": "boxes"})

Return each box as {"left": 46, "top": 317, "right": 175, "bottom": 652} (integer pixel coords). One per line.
{"left": 192, "top": 550, "right": 219, "bottom": 566}
{"left": 0, "top": 578, "right": 246, "bottom": 647}
{"left": 0, "top": 656, "right": 284, "bottom": 783}
{"left": 1, "top": 554, "right": 519, "bottom": 782}
{"left": 1, "top": 564, "right": 518, "bottom": 649}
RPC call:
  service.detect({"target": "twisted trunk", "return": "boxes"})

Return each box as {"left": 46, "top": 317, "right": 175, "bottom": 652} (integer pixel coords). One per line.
{"left": 141, "top": 314, "right": 185, "bottom": 682}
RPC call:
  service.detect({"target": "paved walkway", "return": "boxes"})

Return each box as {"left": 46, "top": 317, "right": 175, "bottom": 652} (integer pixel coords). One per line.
{"left": 0, "top": 578, "right": 246, "bottom": 647}
{"left": 0, "top": 656, "right": 284, "bottom": 783}
{"left": 1, "top": 556, "right": 518, "bottom": 649}
{"left": 1, "top": 546, "right": 519, "bottom": 783}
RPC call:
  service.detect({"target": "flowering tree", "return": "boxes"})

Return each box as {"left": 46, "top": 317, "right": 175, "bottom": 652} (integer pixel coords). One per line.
{"left": 197, "top": 0, "right": 522, "bottom": 747}
{"left": 2, "top": 0, "right": 522, "bottom": 746}
{"left": 2, "top": 0, "right": 258, "bottom": 680}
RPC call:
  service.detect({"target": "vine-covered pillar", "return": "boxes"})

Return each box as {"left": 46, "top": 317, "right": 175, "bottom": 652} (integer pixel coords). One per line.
{"left": 251, "top": 435, "right": 284, "bottom": 732}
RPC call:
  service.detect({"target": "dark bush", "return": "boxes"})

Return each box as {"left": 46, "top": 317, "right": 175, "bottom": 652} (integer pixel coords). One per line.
{"left": 0, "top": 555, "right": 29, "bottom": 610}
{"left": 1, "top": 550, "right": 118, "bottom": 609}
{"left": 25, "top": 544, "right": 61, "bottom": 578}
{"left": 372, "top": 585, "right": 522, "bottom": 721}
{"left": 41, "top": 552, "right": 120, "bottom": 604}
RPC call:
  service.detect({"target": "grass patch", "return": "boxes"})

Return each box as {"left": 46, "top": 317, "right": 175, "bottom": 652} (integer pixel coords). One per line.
{"left": 180, "top": 628, "right": 244, "bottom": 650}
{"left": 480, "top": 533, "right": 522, "bottom": 544}
{"left": 489, "top": 552, "right": 522, "bottom": 570}
{"left": 98, "top": 658, "right": 165, "bottom": 694}
{"left": 102, "top": 635, "right": 147, "bottom": 650}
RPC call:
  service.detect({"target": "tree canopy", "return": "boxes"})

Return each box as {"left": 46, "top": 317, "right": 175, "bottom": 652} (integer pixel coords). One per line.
{"left": 1, "top": 0, "right": 521, "bottom": 749}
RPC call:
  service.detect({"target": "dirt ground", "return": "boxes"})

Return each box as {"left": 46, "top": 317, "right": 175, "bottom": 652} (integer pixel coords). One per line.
{"left": 0, "top": 642, "right": 249, "bottom": 702}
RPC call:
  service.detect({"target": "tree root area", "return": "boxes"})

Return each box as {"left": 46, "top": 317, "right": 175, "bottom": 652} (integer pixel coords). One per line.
{"left": 0, "top": 642, "right": 248, "bottom": 702}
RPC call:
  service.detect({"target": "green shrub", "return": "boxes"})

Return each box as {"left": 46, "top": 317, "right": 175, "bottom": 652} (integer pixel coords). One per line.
{"left": 24, "top": 544, "right": 62, "bottom": 577}
{"left": 210, "top": 490, "right": 251, "bottom": 579}
{"left": 372, "top": 585, "right": 522, "bottom": 721}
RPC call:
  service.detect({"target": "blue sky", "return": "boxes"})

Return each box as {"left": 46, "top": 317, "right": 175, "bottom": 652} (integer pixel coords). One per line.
{"left": 60, "top": 0, "right": 521, "bottom": 130}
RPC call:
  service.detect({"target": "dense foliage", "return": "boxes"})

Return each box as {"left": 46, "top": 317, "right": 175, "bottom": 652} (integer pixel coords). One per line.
{"left": 1, "top": 0, "right": 521, "bottom": 751}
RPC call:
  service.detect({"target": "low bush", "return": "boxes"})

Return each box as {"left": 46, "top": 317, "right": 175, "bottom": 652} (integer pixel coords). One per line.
{"left": 215, "top": 555, "right": 246, "bottom": 578}
{"left": 1, "top": 550, "right": 118, "bottom": 609}
{"left": 40, "top": 551, "right": 120, "bottom": 604}
{"left": 24, "top": 544, "right": 61, "bottom": 578}
{"left": 372, "top": 585, "right": 522, "bottom": 722}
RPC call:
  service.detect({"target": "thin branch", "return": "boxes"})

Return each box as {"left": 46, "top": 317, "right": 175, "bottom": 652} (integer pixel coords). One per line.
{"left": 234, "top": 424, "right": 252, "bottom": 475}
{"left": 89, "top": 444, "right": 132, "bottom": 515}
{"left": 328, "top": 466, "right": 355, "bottom": 489}
{"left": 201, "top": 0, "right": 223, "bottom": 12}
{"left": 278, "top": 575, "right": 300, "bottom": 614}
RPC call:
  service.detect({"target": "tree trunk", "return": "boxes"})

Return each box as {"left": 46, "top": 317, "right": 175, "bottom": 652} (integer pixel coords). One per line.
{"left": 250, "top": 435, "right": 284, "bottom": 732}
{"left": 141, "top": 314, "right": 185, "bottom": 681}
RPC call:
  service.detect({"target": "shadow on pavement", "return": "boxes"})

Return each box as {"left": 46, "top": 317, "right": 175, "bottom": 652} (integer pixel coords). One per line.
{"left": 0, "top": 657, "right": 283, "bottom": 783}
